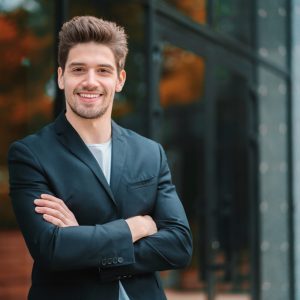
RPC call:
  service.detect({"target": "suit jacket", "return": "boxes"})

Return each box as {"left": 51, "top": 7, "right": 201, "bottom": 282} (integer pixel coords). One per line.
{"left": 8, "top": 112, "right": 193, "bottom": 300}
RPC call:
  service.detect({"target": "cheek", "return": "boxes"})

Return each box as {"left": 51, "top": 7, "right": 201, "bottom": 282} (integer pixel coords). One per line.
{"left": 102, "top": 78, "right": 119, "bottom": 91}
{"left": 63, "top": 80, "right": 76, "bottom": 93}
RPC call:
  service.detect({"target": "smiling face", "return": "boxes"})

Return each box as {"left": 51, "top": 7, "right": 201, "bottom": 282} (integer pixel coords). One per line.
{"left": 58, "top": 42, "right": 126, "bottom": 120}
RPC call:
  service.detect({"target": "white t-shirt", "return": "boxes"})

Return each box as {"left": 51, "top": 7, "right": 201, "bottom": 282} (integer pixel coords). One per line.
{"left": 87, "top": 140, "right": 130, "bottom": 300}
{"left": 87, "top": 140, "right": 112, "bottom": 184}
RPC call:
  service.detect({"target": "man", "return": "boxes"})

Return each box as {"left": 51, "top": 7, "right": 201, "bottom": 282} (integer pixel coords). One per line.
{"left": 8, "top": 16, "right": 192, "bottom": 300}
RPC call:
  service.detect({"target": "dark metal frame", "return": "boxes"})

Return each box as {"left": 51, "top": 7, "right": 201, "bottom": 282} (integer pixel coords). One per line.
{"left": 286, "top": 0, "right": 294, "bottom": 298}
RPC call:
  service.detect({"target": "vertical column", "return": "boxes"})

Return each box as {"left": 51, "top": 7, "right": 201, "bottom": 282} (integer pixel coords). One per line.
{"left": 256, "top": 0, "right": 291, "bottom": 299}
{"left": 292, "top": 0, "right": 300, "bottom": 299}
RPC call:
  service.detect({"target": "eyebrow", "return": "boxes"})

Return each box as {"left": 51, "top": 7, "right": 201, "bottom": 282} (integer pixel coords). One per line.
{"left": 67, "top": 62, "right": 115, "bottom": 70}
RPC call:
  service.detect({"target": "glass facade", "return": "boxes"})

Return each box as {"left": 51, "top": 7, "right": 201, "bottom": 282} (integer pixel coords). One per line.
{"left": 256, "top": 0, "right": 291, "bottom": 299}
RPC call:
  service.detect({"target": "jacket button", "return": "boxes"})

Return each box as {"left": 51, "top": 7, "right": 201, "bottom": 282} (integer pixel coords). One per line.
{"left": 101, "top": 258, "right": 107, "bottom": 266}
{"left": 113, "top": 257, "right": 118, "bottom": 264}
{"left": 118, "top": 257, "right": 124, "bottom": 263}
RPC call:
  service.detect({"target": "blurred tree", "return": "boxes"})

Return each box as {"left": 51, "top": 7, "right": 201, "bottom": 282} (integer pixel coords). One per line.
{"left": 0, "top": 0, "right": 54, "bottom": 227}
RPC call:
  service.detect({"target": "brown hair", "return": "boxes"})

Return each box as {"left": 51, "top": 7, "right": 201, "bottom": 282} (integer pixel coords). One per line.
{"left": 58, "top": 16, "right": 128, "bottom": 72}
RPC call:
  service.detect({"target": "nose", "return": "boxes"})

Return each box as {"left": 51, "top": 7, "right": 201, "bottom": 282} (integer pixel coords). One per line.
{"left": 83, "top": 70, "right": 98, "bottom": 88}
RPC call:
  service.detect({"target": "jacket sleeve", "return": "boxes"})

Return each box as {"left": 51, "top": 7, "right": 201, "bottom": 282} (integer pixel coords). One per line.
{"left": 8, "top": 141, "right": 135, "bottom": 271}
{"left": 99, "top": 144, "right": 193, "bottom": 281}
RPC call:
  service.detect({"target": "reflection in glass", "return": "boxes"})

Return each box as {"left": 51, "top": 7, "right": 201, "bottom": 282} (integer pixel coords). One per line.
{"left": 214, "top": 0, "right": 253, "bottom": 46}
{"left": 214, "top": 66, "right": 251, "bottom": 297}
{"left": 159, "top": 44, "right": 205, "bottom": 292}
{"left": 163, "top": 0, "right": 206, "bottom": 25}
{"left": 159, "top": 45, "right": 251, "bottom": 298}
{"left": 160, "top": 45, "right": 205, "bottom": 107}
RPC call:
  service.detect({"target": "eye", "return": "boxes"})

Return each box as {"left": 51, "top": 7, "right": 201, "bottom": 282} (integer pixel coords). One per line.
{"left": 73, "top": 67, "right": 84, "bottom": 72}
{"left": 97, "top": 68, "right": 111, "bottom": 74}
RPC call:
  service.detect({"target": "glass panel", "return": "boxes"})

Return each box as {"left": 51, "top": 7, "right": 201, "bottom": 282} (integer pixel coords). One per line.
{"left": 158, "top": 45, "right": 253, "bottom": 300}
{"left": 257, "top": 66, "right": 290, "bottom": 300}
{"left": 214, "top": 0, "right": 253, "bottom": 46}
{"left": 256, "top": 1, "right": 288, "bottom": 74}
{"left": 213, "top": 66, "right": 252, "bottom": 298}
{"left": 69, "top": 0, "right": 147, "bottom": 135}
{"left": 158, "top": 44, "right": 206, "bottom": 296}
{"left": 162, "top": 0, "right": 206, "bottom": 25}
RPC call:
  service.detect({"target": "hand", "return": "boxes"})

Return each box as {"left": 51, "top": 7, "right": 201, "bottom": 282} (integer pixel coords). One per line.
{"left": 34, "top": 194, "right": 79, "bottom": 227}
{"left": 125, "top": 215, "right": 157, "bottom": 243}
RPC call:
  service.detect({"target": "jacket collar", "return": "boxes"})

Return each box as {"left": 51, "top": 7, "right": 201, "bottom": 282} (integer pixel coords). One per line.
{"left": 54, "top": 112, "right": 127, "bottom": 209}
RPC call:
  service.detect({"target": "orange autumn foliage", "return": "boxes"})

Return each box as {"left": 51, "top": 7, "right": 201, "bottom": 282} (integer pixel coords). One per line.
{"left": 167, "top": 0, "right": 206, "bottom": 24}
{"left": 176, "top": 0, "right": 206, "bottom": 23}
{"left": 160, "top": 47, "right": 205, "bottom": 107}
{"left": 0, "top": 13, "right": 53, "bottom": 129}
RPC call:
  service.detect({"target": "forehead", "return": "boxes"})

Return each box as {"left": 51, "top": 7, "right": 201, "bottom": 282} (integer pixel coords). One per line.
{"left": 66, "top": 42, "right": 116, "bottom": 68}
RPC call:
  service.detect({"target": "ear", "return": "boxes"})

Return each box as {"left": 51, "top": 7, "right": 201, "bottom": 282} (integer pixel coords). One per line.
{"left": 57, "top": 67, "right": 64, "bottom": 90}
{"left": 116, "top": 69, "right": 126, "bottom": 92}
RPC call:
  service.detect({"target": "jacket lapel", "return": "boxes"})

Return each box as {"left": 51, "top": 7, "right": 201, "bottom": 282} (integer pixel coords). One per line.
{"left": 110, "top": 121, "right": 127, "bottom": 197}
{"left": 54, "top": 112, "right": 117, "bottom": 208}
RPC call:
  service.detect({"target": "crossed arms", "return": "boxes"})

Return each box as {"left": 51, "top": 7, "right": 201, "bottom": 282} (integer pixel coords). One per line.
{"left": 34, "top": 193, "right": 158, "bottom": 243}
{"left": 8, "top": 140, "right": 192, "bottom": 279}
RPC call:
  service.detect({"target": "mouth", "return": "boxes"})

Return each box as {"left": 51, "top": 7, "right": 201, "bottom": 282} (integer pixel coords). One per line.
{"left": 76, "top": 92, "right": 104, "bottom": 103}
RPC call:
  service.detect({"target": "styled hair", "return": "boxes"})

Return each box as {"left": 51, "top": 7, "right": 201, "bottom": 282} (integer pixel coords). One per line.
{"left": 58, "top": 16, "right": 128, "bottom": 72}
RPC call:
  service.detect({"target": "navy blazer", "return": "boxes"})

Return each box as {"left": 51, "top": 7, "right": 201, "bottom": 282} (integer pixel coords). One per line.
{"left": 8, "top": 112, "right": 192, "bottom": 300}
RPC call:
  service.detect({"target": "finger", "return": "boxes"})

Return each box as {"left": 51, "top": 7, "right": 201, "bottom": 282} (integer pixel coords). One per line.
{"left": 34, "top": 200, "right": 70, "bottom": 220}
{"left": 35, "top": 206, "right": 67, "bottom": 224}
{"left": 43, "top": 214, "right": 65, "bottom": 227}
{"left": 40, "top": 194, "right": 60, "bottom": 201}
{"left": 40, "top": 194, "right": 70, "bottom": 212}
{"left": 35, "top": 197, "right": 73, "bottom": 218}
{"left": 35, "top": 199, "right": 63, "bottom": 209}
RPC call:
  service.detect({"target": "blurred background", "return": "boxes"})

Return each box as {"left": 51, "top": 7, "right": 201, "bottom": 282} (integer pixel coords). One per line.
{"left": 0, "top": 0, "right": 300, "bottom": 299}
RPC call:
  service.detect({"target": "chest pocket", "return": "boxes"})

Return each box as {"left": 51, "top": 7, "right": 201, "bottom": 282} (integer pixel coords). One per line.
{"left": 127, "top": 175, "right": 156, "bottom": 190}
{"left": 119, "top": 176, "right": 157, "bottom": 217}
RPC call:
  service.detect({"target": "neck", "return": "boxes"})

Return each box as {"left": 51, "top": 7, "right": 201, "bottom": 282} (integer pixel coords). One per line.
{"left": 65, "top": 111, "right": 112, "bottom": 144}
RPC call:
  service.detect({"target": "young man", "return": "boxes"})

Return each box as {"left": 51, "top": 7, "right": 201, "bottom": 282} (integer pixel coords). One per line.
{"left": 8, "top": 16, "right": 192, "bottom": 300}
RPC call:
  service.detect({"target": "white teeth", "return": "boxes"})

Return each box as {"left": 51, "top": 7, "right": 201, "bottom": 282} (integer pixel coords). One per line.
{"left": 79, "top": 93, "right": 100, "bottom": 98}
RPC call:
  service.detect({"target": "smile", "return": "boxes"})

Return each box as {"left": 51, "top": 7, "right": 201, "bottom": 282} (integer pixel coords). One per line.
{"left": 76, "top": 92, "right": 104, "bottom": 103}
{"left": 78, "top": 93, "right": 102, "bottom": 99}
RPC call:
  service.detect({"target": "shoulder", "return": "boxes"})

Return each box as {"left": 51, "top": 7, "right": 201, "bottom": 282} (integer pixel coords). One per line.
{"left": 9, "top": 122, "right": 55, "bottom": 155}
{"left": 113, "top": 121, "right": 161, "bottom": 152}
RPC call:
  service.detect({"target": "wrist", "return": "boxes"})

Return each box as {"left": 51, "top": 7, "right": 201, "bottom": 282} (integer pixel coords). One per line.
{"left": 125, "top": 216, "right": 146, "bottom": 243}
